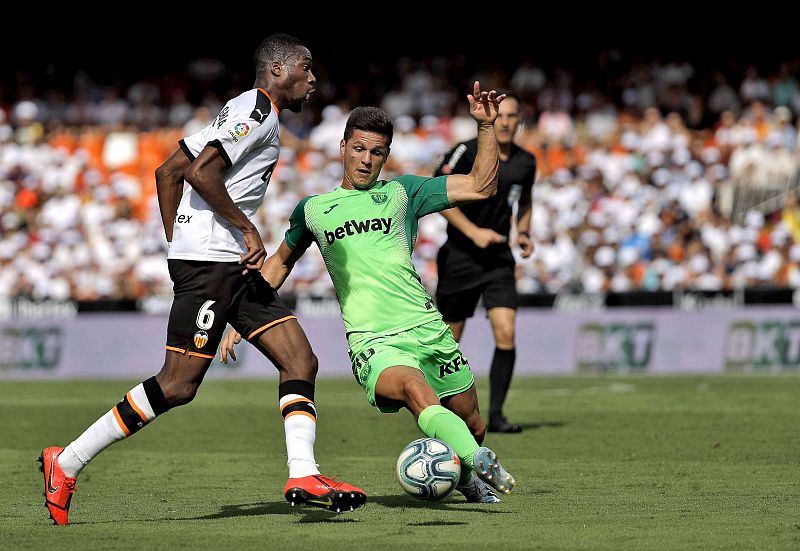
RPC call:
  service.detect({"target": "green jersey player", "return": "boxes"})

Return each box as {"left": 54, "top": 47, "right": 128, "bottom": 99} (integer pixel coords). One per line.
{"left": 222, "top": 82, "right": 515, "bottom": 502}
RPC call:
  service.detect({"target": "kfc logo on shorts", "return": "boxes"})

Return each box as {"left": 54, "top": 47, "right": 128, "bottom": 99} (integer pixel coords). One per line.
{"left": 194, "top": 330, "right": 209, "bottom": 349}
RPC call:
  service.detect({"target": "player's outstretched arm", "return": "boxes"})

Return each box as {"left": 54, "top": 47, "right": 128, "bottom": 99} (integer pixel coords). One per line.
{"left": 260, "top": 240, "right": 306, "bottom": 291}
{"left": 446, "top": 81, "right": 505, "bottom": 207}
{"left": 155, "top": 148, "right": 192, "bottom": 243}
{"left": 184, "top": 147, "right": 266, "bottom": 273}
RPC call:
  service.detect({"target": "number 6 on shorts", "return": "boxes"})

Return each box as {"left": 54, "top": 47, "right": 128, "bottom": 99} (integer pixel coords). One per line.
{"left": 196, "top": 300, "right": 216, "bottom": 330}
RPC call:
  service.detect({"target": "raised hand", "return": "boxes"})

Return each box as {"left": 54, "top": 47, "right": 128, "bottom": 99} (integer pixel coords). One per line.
{"left": 467, "top": 81, "right": 506, "bottom": 126}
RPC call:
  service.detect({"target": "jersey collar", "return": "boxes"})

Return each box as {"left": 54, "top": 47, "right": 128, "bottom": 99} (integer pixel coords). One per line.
{"left": 257, "top": 88, "right": 280, "bottom": 115}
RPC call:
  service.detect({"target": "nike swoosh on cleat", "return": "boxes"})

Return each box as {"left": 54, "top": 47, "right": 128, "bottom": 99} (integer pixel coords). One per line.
{"left": 47, "top": 452, "right": 59, "bottom": 494}
{"left": 312, "top": 475, "right": 335, "bottom": 490}
{"left": 307, "top": 497, "right": 334, "bottom": 507}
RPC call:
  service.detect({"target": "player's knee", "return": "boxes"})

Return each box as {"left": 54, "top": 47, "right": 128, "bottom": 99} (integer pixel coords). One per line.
{"left": 493, "top": 324, "right": 515, "bottom": 348}
{"left": 160, "top": 381, "right": 200, "bottom": 407}
{"left": 402, "top": 377, "right": 433, "bottom": 404}
{"left": 282, "top": 350, "right": 318, "bottom": 381}
{"left": 307, "top": 352, "right": 319, "bottom": 379}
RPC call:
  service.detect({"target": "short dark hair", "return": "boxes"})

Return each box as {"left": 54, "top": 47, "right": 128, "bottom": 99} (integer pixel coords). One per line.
{"left": 495, "top": 89, "right": 519, "bottom": 103}
{"left": 344, "top": 107, "right": 394, "bottom": 146}
{"left": 254, "top": 34, "right": 307, "bottom": 74}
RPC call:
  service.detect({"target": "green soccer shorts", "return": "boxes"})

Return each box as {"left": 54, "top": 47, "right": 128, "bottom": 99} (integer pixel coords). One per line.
{"left": 347, "top": 319, "right": 475, "bottom": 413}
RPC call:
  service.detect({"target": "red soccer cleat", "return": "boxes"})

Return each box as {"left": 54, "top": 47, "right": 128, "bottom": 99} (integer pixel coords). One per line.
{"left": 37, "top": 447, "right": 77, "bottom": 525}
{"left": 283, "top": 474, "right": 366, "bottom": 513}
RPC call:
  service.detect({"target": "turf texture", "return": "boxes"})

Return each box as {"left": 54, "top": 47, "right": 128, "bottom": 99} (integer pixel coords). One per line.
{"left": 1, "top": 376, "right": 798, "bottom": 550}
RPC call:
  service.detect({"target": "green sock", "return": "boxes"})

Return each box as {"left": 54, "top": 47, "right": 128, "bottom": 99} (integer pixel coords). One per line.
{"left": 417, "top": 405, "right": 479, "bottom": 481}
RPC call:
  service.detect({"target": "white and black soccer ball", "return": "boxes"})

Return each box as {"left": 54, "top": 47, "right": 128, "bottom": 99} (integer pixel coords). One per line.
{"left": 396, "top": 437, "right": 461, "bottom": 500}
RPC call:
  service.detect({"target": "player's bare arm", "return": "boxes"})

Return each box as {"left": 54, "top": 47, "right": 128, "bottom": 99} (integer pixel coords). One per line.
{"left": 516, "top": 185, "right": 534, "bottom": 257}
{"left": 445, "top": 81, "right": 505, "bottom": 206}
{"left": 441, "top": 208, "right": 506, "bottom": 249}
{"left": 155, "top": 148, "right": 192, "bottom": 243}
{"left": 184, "top": 147, "right": 266, "bottom": 272}
{"left": 260, "top": 240, "right": 305, "bottom": 290}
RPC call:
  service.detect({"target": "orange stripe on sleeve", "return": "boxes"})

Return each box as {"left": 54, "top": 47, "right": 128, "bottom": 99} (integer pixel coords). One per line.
{"left": 112, "top": 406, "right": 131, "bottom": 436}
{"left": 126, "top": 392, "right": 149, "bottom": 424}
{"left": 188, "top": 351, "right": 214, "bottom": 359}
{"left": 248, "top": 316, "right": 296, "bottom": 340}
{"left": 165, "top": 346, "right": 185, "bottom": 354}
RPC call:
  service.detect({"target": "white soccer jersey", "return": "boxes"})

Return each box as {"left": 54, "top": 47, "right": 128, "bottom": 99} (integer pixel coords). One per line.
{"left": 168, "top": 88, "right": 280, "bottom": 262}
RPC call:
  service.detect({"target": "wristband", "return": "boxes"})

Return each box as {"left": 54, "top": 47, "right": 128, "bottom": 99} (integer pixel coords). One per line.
{"left": 518, "top": 231, "right": 530, "bottom": 238}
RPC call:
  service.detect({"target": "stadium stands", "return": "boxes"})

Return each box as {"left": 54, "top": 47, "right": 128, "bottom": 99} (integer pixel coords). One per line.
{"left": 1, "top": 55, "right": 798, "bottom": 303}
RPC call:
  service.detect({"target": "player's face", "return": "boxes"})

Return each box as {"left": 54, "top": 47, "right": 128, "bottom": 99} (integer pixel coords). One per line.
{"left": 494, "top": 97, "right": 520, "bottom": 145}
{"left": 340, "top": 130, "right": 390, "bottom": 189}
{"left": 282, "top": 48, "right": 316, "bottom": 112}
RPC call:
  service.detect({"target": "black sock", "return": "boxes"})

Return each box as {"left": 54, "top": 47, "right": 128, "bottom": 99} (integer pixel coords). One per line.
{"left": 489, "top": 348, "right": 515, "bottom": 419}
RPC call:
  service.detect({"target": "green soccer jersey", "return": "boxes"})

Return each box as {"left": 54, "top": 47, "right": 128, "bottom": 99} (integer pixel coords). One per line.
{"left": 285, "top": 175, "right": 452, "bottom": 335}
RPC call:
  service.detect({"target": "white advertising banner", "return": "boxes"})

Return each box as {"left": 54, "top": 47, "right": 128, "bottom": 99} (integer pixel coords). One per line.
{"left": 1, "top": 307, "right": 798, "bottom": 379}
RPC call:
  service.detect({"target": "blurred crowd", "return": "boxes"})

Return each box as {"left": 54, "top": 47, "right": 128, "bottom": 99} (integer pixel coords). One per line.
{"left": 1, "top": 54, "right": 800, "bottom": 301}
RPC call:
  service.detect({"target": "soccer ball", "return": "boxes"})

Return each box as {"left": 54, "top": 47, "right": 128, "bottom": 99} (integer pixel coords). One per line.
{"left": 396, "top": 437, "right": 461, "bottom": 500}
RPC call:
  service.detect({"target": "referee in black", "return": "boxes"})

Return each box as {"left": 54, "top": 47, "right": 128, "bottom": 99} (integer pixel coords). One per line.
{"left": 434, "top": 91, "right": 536, "bottom": 433}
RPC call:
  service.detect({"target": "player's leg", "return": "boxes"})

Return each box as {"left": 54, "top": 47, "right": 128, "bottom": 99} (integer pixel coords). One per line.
{"left": 446, "top": 319, "right": 466, "bottom": 342}
{"left": 349, "top": 331, "right": 479, "bottom": 472}
{"left": 442, "top": 385, "right": 485, "bottom": 445}
{"left": 435, "top": 285, "right": 481, "bottom": 342}
{"left": 375, "top": 365, "right": 483, "bottom": 470}
{"left": 251, "top": 320, "right": 320, "bottom": 477}
{"left": 417, "top": 319, "right": 516, "bottom": 495}
{"left": 42, "top": 347, "right": 214, "bottom": 526}
{"left": 484, "top": 271, "right": 522, "bottom": 433}
{"left": 376, "top": 364, "right": 514, "bottom": 496}
{"left": 442, "top": 387, "right": 502, "bottom": 503}
{"left": 39, "top": 259, "right": 229, "bottom": 525}
{"left": 237, "top": 274, "right": 365, "bottom": 512}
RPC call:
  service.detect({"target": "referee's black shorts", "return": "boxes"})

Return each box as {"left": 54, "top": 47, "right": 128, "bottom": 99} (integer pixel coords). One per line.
{"left": 165, "top": 259, "right": 295, "bottom": 358}
{"left": 436, "top": 267, "right": 517, "bottom": 322}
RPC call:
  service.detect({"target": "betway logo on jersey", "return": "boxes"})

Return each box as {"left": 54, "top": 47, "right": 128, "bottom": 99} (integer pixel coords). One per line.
{"left": 324, "top": 218, "right": 392, "bottom": 244}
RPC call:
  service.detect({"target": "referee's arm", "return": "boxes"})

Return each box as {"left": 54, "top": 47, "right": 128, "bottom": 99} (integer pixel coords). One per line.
{"left": 516, "top": 185, "right": 534, "bottom": 257}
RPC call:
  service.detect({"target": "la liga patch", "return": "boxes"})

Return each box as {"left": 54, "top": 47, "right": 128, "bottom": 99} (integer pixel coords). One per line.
{"left": 233, "top": 122, "right": 252, "bottom": 138}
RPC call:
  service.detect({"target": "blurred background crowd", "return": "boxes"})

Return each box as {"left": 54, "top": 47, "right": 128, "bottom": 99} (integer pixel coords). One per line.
{"left": 2, "top": 42, "right": 800, "bottom": 302}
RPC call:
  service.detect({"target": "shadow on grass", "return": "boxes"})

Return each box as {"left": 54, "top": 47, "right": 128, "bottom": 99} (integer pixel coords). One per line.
{"left": 188, "top": 501, "right": 359, "bottom": 523}
{"left": 73, "top": 501, "right": 358, "bottom": 524}
{"left": 516, "top": 421, "right": 566, "bottom": 430}
{"left": 408, "top": 520, "right": 468, "bottom": 526}
{"left": 368, "top": 495, "right": 512, "bottom": 513}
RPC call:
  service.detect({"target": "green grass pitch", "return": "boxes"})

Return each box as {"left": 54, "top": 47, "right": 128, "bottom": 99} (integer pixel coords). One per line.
{"left": 2, "top": 376, "right": 798, "bottom": 550}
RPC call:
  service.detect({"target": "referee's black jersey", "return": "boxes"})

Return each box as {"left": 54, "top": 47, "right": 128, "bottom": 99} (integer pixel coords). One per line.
{"left": 434, "top": 138, "right": 536, "bottom": 289}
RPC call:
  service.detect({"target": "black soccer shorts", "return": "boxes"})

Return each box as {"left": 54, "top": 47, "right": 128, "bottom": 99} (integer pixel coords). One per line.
{"left": 165, "top": 259, "right": 295, "bottom": 358}
{"left": 436, "top": 268, "right": 517, "bottom": 322}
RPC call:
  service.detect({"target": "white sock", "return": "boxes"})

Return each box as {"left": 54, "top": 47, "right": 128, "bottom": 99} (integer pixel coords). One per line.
{"left": 280, "top": 394, "right": 320, "bottom": 478}
{"left": 58, "top": 382, "right": 159, "bottom": 478}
